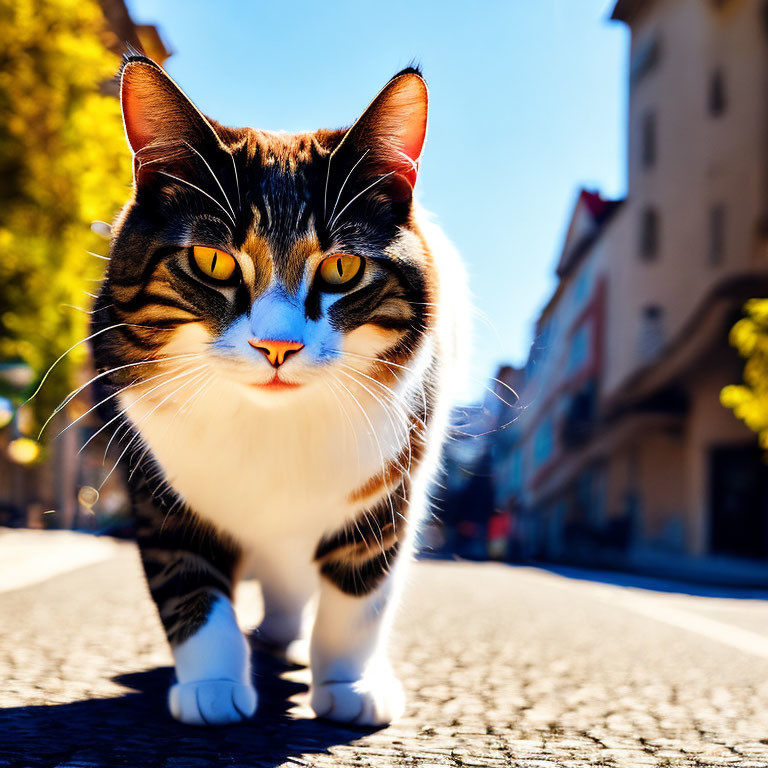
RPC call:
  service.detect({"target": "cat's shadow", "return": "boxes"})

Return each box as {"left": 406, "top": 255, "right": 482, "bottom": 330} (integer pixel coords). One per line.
{"left": 0, "top": 644, "right": 376, "bottom": 766}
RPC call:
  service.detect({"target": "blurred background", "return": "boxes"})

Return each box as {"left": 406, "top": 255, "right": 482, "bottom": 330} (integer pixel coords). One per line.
{"left": 1, "top": 0, "right": 767, "bottom": 587}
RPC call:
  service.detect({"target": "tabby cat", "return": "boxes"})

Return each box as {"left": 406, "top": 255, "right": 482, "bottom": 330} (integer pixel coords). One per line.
{"left": 90, "top": 55, "right": 466, "bottom": 726}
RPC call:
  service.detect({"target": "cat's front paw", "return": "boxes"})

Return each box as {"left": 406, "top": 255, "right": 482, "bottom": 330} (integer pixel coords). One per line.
{"left": 285, "top": 637, "right": 310, "bottom": 667}
{"left": 168, "top": 679, "right": 257, "bottom": 725}
{"left": 310, "top": 675, "right": 405, "bottom": 726}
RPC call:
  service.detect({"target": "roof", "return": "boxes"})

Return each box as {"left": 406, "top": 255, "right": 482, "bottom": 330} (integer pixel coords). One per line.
{"left": 530, "top": 189, "right": 621, "bottom": 332}
{"left": 135, "top": 24, "right": 173, "bottom": 64}
{"left": 580, "top": 189, "right": 612, "bottom": 218}
{"left": 610, "top": 0, "right": 651, "bottom": 23}
{"left": 555, "top": 189, "right": 623, "bottom": 279}
{"left": 97, "top": 0, "right": 172, "bottom": 63}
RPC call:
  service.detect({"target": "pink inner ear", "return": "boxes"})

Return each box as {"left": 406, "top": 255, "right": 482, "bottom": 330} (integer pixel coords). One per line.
{"left": 397, "top": 116, "right": 427, "bottom": 188}
{"left": 121, "top": 63, "right": 164, "bottom": 154}
{"left": 400, "top": 113, "right": 427, "bottom": 163}
{"left": 387, "top": 76, "right": 428, "bottom": 190}
{"left": 122, "top": 83, "right": 154, "bottom": 153}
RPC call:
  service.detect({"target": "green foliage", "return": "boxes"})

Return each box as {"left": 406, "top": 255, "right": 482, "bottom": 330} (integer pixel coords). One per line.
{"left": 0, "top": 0, "right": 131, "bottom": 427}
{"left": 721, "top": 299, "right": 768, "bottom": 449}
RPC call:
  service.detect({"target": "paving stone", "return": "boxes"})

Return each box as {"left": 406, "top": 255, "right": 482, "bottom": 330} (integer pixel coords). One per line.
{"left": 1, "top": 543, "right": 768, "bottom": 766}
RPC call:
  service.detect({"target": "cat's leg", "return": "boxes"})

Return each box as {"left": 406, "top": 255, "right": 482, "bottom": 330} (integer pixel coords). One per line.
{"left": 253, "top": 546, "right": 314, "bottom": 647}
{"left": 309, "top": 577, "right": 406, "bottom": 726}
{"left": 309, "top": 502, "right": 408, "bottom": 726}
{"left": 133, "top": 482, "right": 256, "bottom": 725}
{"left": 250, "top": 546, "right": 315, "bottom": 665}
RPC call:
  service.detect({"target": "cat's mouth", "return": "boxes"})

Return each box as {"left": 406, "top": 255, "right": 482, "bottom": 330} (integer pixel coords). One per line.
{"left": 251, "top": 375, "right": 303, "bottom": 391}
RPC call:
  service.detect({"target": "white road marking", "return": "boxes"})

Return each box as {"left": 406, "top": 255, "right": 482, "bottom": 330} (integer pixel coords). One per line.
{"left": 593, "top": 587, "right": 768, "bottom": 659}
{"left": 0, "top": 529, "right": 118, "bottom": 593}
{"left": 522, "top": 567, "right": 768, "bottom": 660}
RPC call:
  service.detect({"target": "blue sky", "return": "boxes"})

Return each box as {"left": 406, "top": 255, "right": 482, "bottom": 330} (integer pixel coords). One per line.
{"left": 126, "top": 0, "right": 629, "bottom": 402}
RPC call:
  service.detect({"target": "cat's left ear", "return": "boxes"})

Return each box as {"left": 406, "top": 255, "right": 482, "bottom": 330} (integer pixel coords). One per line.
{"left": 331, "top": 68, "right": 428, "bottom": 203}
{"left": 119, "top": 55, "right": 223, "bottom": 181}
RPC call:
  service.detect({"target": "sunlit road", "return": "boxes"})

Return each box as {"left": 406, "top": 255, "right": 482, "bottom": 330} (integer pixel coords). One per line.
{"left": 2, "top": 531, "right": 768, "bottom": 767}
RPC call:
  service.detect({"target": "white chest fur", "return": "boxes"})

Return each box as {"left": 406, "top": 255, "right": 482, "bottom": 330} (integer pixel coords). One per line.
{"left": 119, "top": 373, "right": 411, "bottom": 550}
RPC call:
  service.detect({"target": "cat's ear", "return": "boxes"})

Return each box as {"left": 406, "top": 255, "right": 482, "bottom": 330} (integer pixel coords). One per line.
{"left": 331, "top": 68, "right": 428, "bottom": 202}
{"left": 120, "top": 55, "right": 221, "bottom": 177}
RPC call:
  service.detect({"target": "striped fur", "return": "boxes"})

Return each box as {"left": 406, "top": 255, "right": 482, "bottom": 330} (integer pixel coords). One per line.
{"left": 89, "top": 56, "right": 467, "bottom": 725}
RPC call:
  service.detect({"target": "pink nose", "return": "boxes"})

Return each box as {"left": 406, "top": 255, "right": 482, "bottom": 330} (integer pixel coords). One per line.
{"left": 248, "top": 339, "right": 304, "bottom": 368}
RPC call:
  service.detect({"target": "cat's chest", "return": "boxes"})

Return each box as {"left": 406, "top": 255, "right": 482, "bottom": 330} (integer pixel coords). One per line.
{"left": 120, "top": 379, "right": 406, "bottom": 545}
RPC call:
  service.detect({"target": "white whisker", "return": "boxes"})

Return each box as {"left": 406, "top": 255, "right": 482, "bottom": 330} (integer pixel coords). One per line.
{"left": 329, "top": 372, "right": 388, "bottom": 476}
{"left": 23, "top": 323, "right": 130, "bottom": 408}
{"left": 487, "top": 376, "right": 520, "bottom": 407}
{"left": 338, "top": 368, "right": 412, "bottom": 475}
{"left": 100, "top": 370, "right": 207, "bottom": 490}
{"left": 78, "top": 363, "right": 206, "bottom": 456}
{"left": 230, "top": 150, "right": 241, "bottom": 211}
{"left": 338, "top": 367, "right": 409, "bottom": 432}
{"left": 156, "top": 170, "right": 236, "bottom": 227}
{"left": 128, "top": 444, "right": 153, "bottom": 482}
{"left": 39, "top": 352, "right": 200, "bottom": 439}
{"left": 60, "top": 304, "right": 92, "bottom": 315}
{"left": 324, "top": 377, "right": 363, "bottom": 481}
{"left": 295, "top": 200, "right": 307, "bottom": 230}
{"left": 328, "top": 149, "right": 369, "bottom": 226}
{"left": 173, "top": 372, "right": 214, "bottom": 422}
{"left": 323, "top": 150, "right": 333, "bottom": 221}
{"left": 335, "top": 350, "right": 430, "bottom": 428}
{"left": 183, "top": 140, "right": 237, "bottom": 222}
{"left": 54, "top": 364, "right": 196, "bottom": 443}
{"left": 338, "top": 362, "right": 427, "bottom": 433}
{"left": 333, "top": 349, "right": 417, "bottom": 376}
{"left": 329, "top": 170, "right": 396, "bottom": 234}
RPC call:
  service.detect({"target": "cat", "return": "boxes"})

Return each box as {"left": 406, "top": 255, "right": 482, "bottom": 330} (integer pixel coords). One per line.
{"left": 89, "top": 54, "right": 467, "bottom": 727}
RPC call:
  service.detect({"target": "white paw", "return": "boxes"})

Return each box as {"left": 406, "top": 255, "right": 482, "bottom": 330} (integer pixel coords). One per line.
{"left": 168, "top": 679, "right": 257, "bottom": 726}
{"left": 310, "top": 676, "right": 405, "bottom": 726}
{"left": 285, "top": 637, "right": 310, "bottom": 667}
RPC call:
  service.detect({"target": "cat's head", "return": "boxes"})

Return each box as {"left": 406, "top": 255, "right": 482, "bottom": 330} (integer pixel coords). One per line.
{"left": 97, "top": 56, "right": 437, "bottom": 404}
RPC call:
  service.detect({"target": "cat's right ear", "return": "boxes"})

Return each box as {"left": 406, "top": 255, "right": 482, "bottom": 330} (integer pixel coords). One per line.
{"left": 120, "top": 56, "right": 220, "bottom": 177}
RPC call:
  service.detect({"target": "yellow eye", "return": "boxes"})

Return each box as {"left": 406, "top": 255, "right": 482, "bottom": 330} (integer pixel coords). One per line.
{"left": 318, "top": 253, "right": 364, "bottom": 288}
{"left": 192, "top": 246, "right": 237, "bottom": 282}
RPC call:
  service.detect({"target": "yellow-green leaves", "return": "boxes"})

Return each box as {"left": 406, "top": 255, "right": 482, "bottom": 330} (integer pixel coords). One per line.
{"left": 0, "top": 0, "right": 131, "bottom": 429}
{"left": 721, "top": 299, "right": 768, "bottom": 449}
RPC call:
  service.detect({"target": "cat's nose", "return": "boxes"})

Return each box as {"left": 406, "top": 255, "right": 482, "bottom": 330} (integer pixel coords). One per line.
{"left": 248, "top": 339, "right": 305, "bottom": 368}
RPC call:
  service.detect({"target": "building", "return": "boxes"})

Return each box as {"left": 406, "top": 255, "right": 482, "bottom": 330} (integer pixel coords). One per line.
{"left": 97, "top": 0, "right": 172, "bottom": 65}
{"left": 490, "top": 0, "right": 768, "bottom": 575}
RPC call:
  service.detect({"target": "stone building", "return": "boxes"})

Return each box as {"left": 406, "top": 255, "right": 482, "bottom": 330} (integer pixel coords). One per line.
{"left": 492, "top": 0, "right": 768, "bottom": 575}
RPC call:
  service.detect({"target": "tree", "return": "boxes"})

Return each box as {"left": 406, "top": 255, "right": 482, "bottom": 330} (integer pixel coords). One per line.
{"left": 721, "top": 299, "right": 768, "bottom": 449}
{"left": 0, "top": 0, "right": 131, "bottom": 429}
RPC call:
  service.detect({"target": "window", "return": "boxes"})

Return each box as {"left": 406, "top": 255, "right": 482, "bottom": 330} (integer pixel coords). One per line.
{"left": 642, "top": 111, "right": 656, "bottom": 168}
{"left": 509, "top": 449, "right": 522, "bottom": 493}
{"left": 639, "top": 207, "right": 659, "bottom": 260}
{"left": 709, "top": 204, "right": 726, "bottom": 265}
{"left": 709, "top": 68, "right": 726, "bottom": 116}
{"left": 630, "top": 35, "right": 661, "bottom": 88}
{"left": 533, "top": 417, "right": 555, "bottom": 468}
{"left": 573, "top": 270, "right": 590, "bottom": 307}
{"left": 643, "top": 305, "right": 661, "bottom": 321}
{"left": 568, "top": 325, "right": 589, "bottom": 374}
{"left": 537, "top": 318, "right": 551, "bottom": 353}
{"left": 638, "top": 305, "right": 664, "bottom": 361}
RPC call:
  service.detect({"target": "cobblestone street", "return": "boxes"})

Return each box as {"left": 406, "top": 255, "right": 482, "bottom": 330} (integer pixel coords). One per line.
{"left": 2, "top": 532, "right": 768, "bottom": 767}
